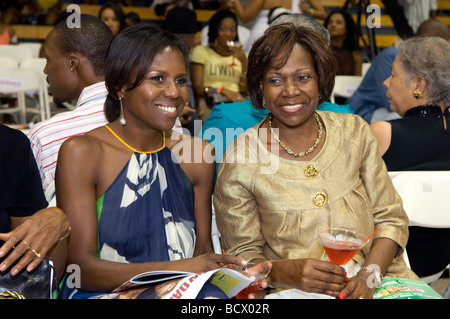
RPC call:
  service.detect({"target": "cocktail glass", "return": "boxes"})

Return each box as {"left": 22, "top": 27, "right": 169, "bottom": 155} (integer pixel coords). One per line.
{"left": 318, "top": 227, "right": 365, "bottom": 268}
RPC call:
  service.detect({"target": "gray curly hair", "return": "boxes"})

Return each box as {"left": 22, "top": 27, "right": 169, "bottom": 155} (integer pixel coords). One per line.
{"left": 397, "top": 37, "right": 450, "bottom": 106}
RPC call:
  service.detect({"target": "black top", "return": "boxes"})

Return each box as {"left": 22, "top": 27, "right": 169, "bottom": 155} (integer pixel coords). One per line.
{"left": 382, "top": 105, "right": 450, "bottom": 277}
{"left": 0, "top": 125, "right": 48, "bottom": 233}
{"left": 383, "top": 105, "right": 450, "bottom": 171}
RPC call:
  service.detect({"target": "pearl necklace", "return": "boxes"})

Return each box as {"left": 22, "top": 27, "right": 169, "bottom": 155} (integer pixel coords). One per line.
{"left": 268, "top": 112, "right": 323, "bottom": 158}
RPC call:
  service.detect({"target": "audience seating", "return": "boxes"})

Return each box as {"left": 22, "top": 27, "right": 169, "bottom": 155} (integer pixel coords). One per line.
{"left": 0, "top": 45, "right": 34, "bottom": 64}
{"left": 0, "top": 67, "right": 47, "bottom": 124}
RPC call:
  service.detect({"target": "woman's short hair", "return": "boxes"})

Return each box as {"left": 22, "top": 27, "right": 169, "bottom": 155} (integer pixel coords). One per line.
{"left": 104, "top": 24, "right": 189, "bottom": 122}
{"left": 397, "top": 36, "right": 450, "bottom": 106}
{"left": 247, "top": 23, "right": 336, "bottom": 109}
{"left": 207, "top": 9, "right": 239, "bottom": 45}
{"left": 54, "top": 14, "right": 113, "bottom": 77}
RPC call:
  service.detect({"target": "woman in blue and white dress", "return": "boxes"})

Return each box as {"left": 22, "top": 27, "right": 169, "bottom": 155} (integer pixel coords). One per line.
{"left": 56, "top": 24, "right": 249, "bottom": 299}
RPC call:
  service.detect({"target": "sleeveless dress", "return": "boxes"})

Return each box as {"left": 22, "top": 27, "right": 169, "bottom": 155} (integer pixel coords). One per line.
{"left": 59, "top": 126, "right": 198, "bottom": 299}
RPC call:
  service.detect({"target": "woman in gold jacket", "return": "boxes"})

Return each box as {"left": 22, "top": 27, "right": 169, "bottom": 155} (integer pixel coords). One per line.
{"left": 213, "top": 23, "right": 418, "bottom": 299}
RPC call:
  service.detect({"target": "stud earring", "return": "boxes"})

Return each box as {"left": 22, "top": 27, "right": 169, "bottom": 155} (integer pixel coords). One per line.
{"left": 119, "top": 97, "right": 126, "bottom": 126}
{"left": 413, "top": 91, "right": 423, "bottom": 99}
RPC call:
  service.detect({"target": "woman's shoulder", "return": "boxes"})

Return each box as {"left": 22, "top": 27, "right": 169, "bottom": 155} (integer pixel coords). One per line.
{"left": 59, "top": 126, "right": 106, "bottom": 157}
{"left": 190, "top": 44, "right": 212, "bottom": 61}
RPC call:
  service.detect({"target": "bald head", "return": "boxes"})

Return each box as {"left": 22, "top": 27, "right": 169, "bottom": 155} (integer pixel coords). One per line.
{"left": 417, "top": 18, "right": 450, "bottom": 41}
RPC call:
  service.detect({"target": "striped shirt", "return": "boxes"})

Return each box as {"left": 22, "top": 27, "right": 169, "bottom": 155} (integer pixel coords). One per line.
{"left": 29, "top": 81, "right": 183, "bottom": 202}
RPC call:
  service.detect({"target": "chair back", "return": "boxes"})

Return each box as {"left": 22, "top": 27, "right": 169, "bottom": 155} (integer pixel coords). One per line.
{"left": 389, "top": 171, "right": 450, "bottom": 228}
{"left": 20, "top": 57, "right": 50, "bottom": 119}
{"left": 0, "top": 67, "right": 45, "bottom": 123}
{"left": 0, "top": 45, "right": 34, "bottom": 64}
{"left": 0, "top": 56, "right": 19, "bottom": 68}
{"left": 330, "top": 75, "right": 363, "bottom": 103}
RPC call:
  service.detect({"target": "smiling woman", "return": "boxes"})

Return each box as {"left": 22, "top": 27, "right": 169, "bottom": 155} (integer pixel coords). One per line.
{"left": 214, "top": 23, "right": 419, "bottom": 300}
{"left": 55, "top": 24, "right": 248, "bottom": 299}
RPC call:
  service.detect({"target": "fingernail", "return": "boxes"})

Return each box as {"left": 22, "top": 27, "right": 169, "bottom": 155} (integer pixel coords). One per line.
{"left": 346, "top": 277, "right": 350, "bottom": 283}
{"left": 344, "top": 271, "right": 347, "bottom": 276}
{"left": 0, "top": 264, "right": 6, "bottom": 272}
{"left": 338, "top": 292, "right": 347, "bottom": 299}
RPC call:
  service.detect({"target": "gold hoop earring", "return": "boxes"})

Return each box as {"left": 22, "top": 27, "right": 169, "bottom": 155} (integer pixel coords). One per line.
{"left": 119, "top": 97, "right": 126, "bottom": 126}
{"left": 413, "top": 91, "right": 423, "bottom": 99}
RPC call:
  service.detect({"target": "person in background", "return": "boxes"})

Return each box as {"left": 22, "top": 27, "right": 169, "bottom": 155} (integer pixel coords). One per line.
{"left": 370, "top": 36, "right": 450, "bottom": 279}
{"left": 214, "top": 23, "right": 417, "bottom": 299}
{"left": 190, "top": 9, "right": 248, "bottom": 123}
{"left": 28, "top": 15, "right": 114, "bottom": 206}
{"left": 323, "top": 10, "right": 362, "bottom": 76}
{"left": 228, "top": 0, "right": 328, "bottom": 52}
{"left": 55, "top": 24, "right": 259, "bottom": 299}
{"left": 0, "top": 9, "right": 17, "bottom": 44}
{"left": 99, "top": 1, "right": 126, "bottom": 36}
{"left": 346, "top": 18, "right": 450, "bottom": 123}
{"left": 125, "top": 11, "right": 141, "bottom": 27}
{"left": 0, "top": 124, "right": 69, "bottom": 279}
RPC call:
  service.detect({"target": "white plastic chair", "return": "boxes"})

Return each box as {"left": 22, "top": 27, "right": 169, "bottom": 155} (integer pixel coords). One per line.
{"left": 389, "top": 171, "right": 450, "bottom": 296}
{"left": 330, "top": 75, "right": 363, "bottom": 103}
{"left": 0, "top": 56, "right": 19, "bottom": 68}
{"left": 18, "top": 42, "right": 42, "bottom": 58}
{"left": 20, "top": 57, "right": 51, "bottom": 119}
{"left": 0, "top": 45, "right": 34, "bottom": 64}
{"left": 0, "top": 67, "right": 46, "bottom": 124}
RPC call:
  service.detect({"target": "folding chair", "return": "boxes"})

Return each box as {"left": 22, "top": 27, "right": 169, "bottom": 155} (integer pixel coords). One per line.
{"left": 330, "top": 75, "right": 363, "bottom": 103}
{"left": 0, "top": 45, "right": 34, "bottom": 64}
{"left": 0, "top": 67, "right": 46, "bottom": 124}
{"left": 389, "top": 171, "right": 450, "bottom": 297}
{"left": 18, "top": 42, "right": 43, "bottom": 58}
{"left": 0, "top": 56, "right": 19, "bottom": 68}
{"left": 20, "top": 57, "right": 51, "bottom": 120}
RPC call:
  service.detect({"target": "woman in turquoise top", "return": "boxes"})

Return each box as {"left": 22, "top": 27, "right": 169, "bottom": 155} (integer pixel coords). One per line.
{"left": 55, "top": 24, "right": 248, "bottom": 299}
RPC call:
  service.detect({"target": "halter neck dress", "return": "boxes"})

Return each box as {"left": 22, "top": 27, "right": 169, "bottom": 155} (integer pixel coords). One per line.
{"left": 60, "top": 125, "right": 197, "bottom": 299}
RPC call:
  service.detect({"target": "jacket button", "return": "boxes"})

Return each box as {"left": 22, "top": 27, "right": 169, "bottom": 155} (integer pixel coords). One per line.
{"left": 304, "top": 164, "right": 319, "bottom": 178}
{"left": 313, "top": 192, "right": 327, "bottom": 207}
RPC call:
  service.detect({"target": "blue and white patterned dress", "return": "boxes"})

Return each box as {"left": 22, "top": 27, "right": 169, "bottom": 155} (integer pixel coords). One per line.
{"left": 60, "top": 126, "right": 197, "bottom": 299}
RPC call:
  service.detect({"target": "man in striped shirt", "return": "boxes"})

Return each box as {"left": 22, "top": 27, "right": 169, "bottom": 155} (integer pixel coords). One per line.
{"left": 28, "top": 15, "right": 114, "bottom": 205}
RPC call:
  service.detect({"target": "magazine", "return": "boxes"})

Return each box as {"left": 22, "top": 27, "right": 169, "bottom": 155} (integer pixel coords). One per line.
{"left": 91, "top": 268, "right": 255, "bottom": 299}
{"left": 373, "top": 278, "right": 443, "bottom": 299}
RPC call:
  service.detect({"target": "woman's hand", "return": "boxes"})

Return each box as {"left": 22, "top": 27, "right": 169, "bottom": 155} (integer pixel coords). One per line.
{"left": 270, "top": 258, "right": 347, "bottom": 297}
{"left": 0, "top": 207, "right": 69, "bottom": 275}
{"left": 229, "top": 45, "right": 247, "bottom": 68}
{"left": 337, "top": 270, "right": 376, "bottom": 299}
{"left": 241, "top": 260, "right": 272, "bottom": 299}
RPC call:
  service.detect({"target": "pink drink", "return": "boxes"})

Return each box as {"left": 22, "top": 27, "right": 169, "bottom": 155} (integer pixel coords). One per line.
{"left": 319, "top": 228, "right": 364, "bottom": 265}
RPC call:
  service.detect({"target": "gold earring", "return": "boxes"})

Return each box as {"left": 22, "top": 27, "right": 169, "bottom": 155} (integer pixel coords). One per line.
{"left": 413, "top": 91, "right": 423, "bottom": 99}
{"left": 119, "top": 97, "right": 126, "bottom": 126}
{"left": 262, "top": 97, "right": 266, "bottom": 108}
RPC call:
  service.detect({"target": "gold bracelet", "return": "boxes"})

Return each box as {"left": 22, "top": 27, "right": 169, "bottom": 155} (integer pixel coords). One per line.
{"left": 58, "top": 226, "right": 71, "bottom": 241}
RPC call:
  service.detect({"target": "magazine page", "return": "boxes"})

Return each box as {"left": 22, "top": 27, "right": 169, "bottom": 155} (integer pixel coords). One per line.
{"left": 373, "top": 278, "right": 443, "bottom": 299}
{"left": 92, "top": 268, "right": 254, "bottom": 299}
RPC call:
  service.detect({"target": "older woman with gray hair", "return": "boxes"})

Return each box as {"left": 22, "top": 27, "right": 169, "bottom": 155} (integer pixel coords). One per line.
{"left": 370, "top": 36, "right": 450, "bottom": 279}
